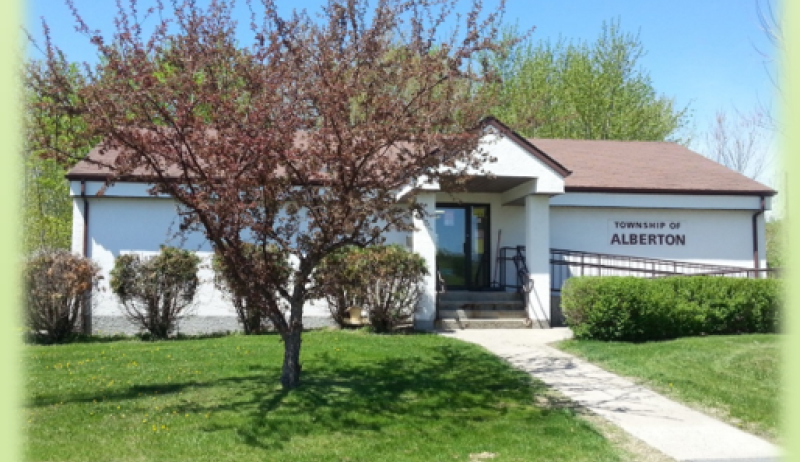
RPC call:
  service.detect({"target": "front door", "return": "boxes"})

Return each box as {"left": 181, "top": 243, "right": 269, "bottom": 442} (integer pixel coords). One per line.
{"left": 435, "top": 204, "right": 490, "bottom": 290}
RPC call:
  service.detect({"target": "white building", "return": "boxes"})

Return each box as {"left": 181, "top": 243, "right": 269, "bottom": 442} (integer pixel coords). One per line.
{"left": 67, "top": 118, "right": 775, "bottom": 333}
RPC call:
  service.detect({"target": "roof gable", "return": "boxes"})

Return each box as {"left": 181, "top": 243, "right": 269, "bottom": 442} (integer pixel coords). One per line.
{"left": 481, "top": 117, "right": 571, "bottom": 178}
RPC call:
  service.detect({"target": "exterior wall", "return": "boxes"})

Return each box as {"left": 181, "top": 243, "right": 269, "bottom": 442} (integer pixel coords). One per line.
{"left": 74, "top": 193, "right": 338, "bottom": 335}
{"left": 71, "top": 177, "right": 415, "bottom": 335}
{"left": 549, "top": 204, "right": 767, "bottom": 268}
{"left": 524, "top": 195, "right": 551, "bottom": 325}
{"left": 412, "top": 192, "right": 437, "bottom": 330}
{"left": 550, "top": 192, "right": 768, "bottom": 210}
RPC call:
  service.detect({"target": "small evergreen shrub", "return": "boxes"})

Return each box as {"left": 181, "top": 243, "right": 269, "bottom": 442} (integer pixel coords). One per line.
{"left": 211, "top": 243, "right": 290, "bottom": 334}
{"left": 562, "top": 276, "right": 781, "bottom": 341}
{"left": 316, "top": 245, "right": 428, "bottom": 332}
{"left": 24, "top": 250, "right": 100, "bottom": 343}
{"left": 110, "top": 246, "right": 200, "bottom": 339}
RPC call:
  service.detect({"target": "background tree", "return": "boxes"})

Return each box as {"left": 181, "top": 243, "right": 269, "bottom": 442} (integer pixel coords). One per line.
{"left": 28, "top": 0, "right": 510, "bottom": 389}
{"left": 765, "top": 218, "right": 783, "bottom": 269}
{"left": 703, "top": 108, "right": 770, "bottom": 182}
{"left": 486, "top": 19, "right": 689, "bottom": 142}
{"left": 22, "top": 60, "right": 95, "bottom": 254}
{"left": 755, "top": 0, "right": 781, "bottom": 131}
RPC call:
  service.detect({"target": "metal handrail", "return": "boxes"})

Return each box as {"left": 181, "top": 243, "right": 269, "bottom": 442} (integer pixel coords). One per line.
{"left": 436, "top": 270, "right": 446, "bottom": 294}
{"left": 550, "top": 248, "right": 780, "bottom": 293}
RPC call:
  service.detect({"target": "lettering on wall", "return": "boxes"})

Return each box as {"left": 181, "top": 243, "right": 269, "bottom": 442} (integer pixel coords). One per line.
{"left": 608, "top": 220, "right": 686, "bottom": 246}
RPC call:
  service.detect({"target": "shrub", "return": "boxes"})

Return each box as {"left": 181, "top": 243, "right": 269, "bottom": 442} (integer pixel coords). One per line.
{"left": 766, "top": 219, "right": 784, "bottom": 269}
{"left": 110, "top": 246, "right": 201, "bottom": 339}
{"left": 24, "top": 250, "right": 100, "bottom": 343}
{"left": 562, "top": 276, "right": 781, "bottom": 341}
{"left": 316, "top": 245, "right": 428, "bottom": 333}
{"left": 211, "top": 243, "right": 290, "bottom": 334}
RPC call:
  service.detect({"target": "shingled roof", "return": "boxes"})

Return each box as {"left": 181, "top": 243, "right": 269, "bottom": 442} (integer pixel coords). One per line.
{"left": 529, "top": 138, "right": 776, "bottom": 196}
{"left": 66, "top": 124, "right": 776, "bottom": 197}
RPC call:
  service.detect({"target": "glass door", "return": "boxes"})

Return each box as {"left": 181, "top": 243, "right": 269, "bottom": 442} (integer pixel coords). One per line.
{"left": 435, "top": 204, "right": 490, "bottom": 290}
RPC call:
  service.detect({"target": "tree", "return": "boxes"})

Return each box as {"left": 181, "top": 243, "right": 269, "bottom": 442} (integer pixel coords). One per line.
{"left": 22, "top": 155, "right": 72, "bottom": 253}
{"left": 22, "top": 60, "right": 96, "bottom": 254}
{"left": 28, "top": 0, "right": 509, "bottom": 389}
{"left": 765, "top": 218, "right": 783, "bottom": 269}
{"left": 703, "top": 108, "right": 770, "bottom": 181}
{"left": 755, "top": 0, "right": 782, "bottom": 131}
{"left": 486, "top": 19, "right": 689, "bottom": 142}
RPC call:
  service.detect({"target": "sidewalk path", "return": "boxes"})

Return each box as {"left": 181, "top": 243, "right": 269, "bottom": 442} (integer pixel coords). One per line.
{"left": 439, "top": 328, "right": 781, "bottom": 462}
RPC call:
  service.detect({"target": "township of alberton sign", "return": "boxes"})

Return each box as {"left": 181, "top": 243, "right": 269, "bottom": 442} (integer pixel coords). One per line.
{"left": 608, "top": 220, "right": 686, "bottom": 246}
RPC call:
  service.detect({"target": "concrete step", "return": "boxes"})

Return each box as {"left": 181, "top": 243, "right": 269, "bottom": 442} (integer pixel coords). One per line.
{"left": 438, "top": 301, "right": 524, "bottom": 311}
{"left": 439, "top": 309, "right": 527, "bottom": 319}
{"left": 436, "top": 318, "right": 533, "bottom": 330}
{"left": 438, "top": 291, "right": 522, "bottom": 302}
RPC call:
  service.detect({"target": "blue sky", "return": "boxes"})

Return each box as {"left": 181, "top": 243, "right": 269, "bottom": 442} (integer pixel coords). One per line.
{"left": 24, "top": 0, "right": 780, "bottom": 180}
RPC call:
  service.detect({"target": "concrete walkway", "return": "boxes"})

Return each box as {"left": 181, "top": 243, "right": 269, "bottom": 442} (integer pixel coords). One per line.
{"left": 438, "top": 328, "right": 781, "bottom": 462}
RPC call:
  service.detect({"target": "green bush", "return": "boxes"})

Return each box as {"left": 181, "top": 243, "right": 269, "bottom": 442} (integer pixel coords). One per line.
{"left": 211, "top": 243, "right": 290, "bottom": 334}
{"left": 24, "top": 250, "right": 100, "bottom": 343}
{"left": 561, "top": 276, "right": 781, "bottom": 341}
{"left": 110, "top": 246, "right": 201, "bottom": 339}
{"left": 766, "top": 219, "right": 784, "bottom": 269}
{"left": 316, "top": 245, "right": 428, "bottom": 332}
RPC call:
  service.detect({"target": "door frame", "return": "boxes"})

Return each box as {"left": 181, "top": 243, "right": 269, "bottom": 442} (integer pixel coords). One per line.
{"left": 435, "top": 203, "right": 492, "bottom": 291}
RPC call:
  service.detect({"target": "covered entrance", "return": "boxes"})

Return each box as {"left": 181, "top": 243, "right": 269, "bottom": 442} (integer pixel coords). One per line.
{"left": 435, "top": 204, "right": 491, "bottom": 290}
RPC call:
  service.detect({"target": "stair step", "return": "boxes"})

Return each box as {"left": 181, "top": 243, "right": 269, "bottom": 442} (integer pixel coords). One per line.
{"left": 436, "top": 318, "right": 534, "bottom": 330}
{"left": 438, "top": 301, "right": 524, "bottom": 310}
{"left": 439, "top": 291, "right": 522, "bottom": 302}
{"left": 438, "top": 309, "right": 527, "bottom": 319}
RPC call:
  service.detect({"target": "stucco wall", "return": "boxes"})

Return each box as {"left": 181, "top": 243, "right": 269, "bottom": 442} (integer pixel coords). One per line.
{"left": 72, "top": 177, "right": 769, "bottom": 333}
{"left": 77, "top": 195, "right": 341, "bottom": 334}
{"left": 549, "top": 205, "right": 767, "bottom": 268}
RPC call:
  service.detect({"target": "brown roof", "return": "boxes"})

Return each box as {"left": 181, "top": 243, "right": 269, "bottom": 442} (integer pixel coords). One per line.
{"left": 67, "top": 119, "right": 573, "bottom": 182}
{"left": 66, "top": 122, "right": 776, "bottom": 197}
{"left": 529, "top": 138, "right": 776, "bottom": 196}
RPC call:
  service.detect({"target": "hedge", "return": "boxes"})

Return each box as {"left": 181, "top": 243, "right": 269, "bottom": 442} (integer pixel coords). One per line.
{"left": 561, "top": 276, "right": 782, "bottom": 341}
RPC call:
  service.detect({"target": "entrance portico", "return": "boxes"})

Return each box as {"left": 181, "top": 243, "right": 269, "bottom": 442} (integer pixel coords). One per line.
{"left": 409, "top": 120, "right": 571, "bottom": 330}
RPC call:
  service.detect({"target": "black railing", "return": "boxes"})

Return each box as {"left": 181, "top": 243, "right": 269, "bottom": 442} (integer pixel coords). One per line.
{"left": 498, "top": 246, "right": 529, "bottom": 292}
{"left": 657, "top": 268, "right": 781, "bottom": 280}
{"left": 549, "top": 248, "right": 778, "bottom": 293}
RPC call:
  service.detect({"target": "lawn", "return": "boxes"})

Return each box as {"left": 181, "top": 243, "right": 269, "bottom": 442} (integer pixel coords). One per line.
{"left": 25, "top": 330, "right": 626, "bottom": 462}
{"left": 555, "top": 334, "right": 781, "bottom": 442}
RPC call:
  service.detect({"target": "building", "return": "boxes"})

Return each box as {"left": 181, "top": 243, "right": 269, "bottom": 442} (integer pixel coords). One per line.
{"left": 66, "top": 118, "right": 776, "bottom": 333}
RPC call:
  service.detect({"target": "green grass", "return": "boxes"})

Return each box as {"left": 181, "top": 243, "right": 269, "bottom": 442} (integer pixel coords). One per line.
{"left": 555, "top": 334, "right": 781, "bottom": 441}
{"left": 25, "top": 330, "right": 625, "bottom": 462}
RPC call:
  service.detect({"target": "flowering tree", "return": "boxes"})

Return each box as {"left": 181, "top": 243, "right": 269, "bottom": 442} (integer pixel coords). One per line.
{"left": 27, "top": 0, "right": 509, "bottom": 389}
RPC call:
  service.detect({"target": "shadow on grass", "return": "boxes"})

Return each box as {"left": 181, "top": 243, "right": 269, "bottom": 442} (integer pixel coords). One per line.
{"left": 28, "top": 342, "right": 558, "bottom": 451}
{"left": 213, "top": 344, "right": 549, "bottom": 450}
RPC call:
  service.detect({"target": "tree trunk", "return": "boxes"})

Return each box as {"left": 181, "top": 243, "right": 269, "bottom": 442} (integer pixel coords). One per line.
{"left": 280, "top": 327, "right": 303, "bottom": 389}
